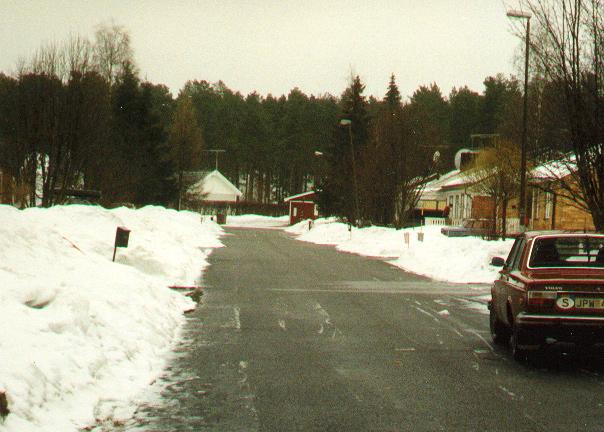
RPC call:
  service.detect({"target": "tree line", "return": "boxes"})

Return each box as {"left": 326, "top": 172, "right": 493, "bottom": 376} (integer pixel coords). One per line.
{"left": 1, "top": 1, "right": 601, "bottom": 230}
{"left": 0, "top": 18, "right": 524, "bottom": 218}
{"left": 0, "top": 23, "right": 178, "bottom": 207}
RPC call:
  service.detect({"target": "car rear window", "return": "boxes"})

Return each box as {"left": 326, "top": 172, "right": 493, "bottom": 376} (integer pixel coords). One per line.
{"left": 529, "top": 236, "right": 604, "bottom": 268}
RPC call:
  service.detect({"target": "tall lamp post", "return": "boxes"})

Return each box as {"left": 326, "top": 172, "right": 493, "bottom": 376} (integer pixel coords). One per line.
{"left": 340, "top": 119, "right": 360, "bottom": 226}
{"left": 507, "top": 9, "right": 532, "bottom": 231}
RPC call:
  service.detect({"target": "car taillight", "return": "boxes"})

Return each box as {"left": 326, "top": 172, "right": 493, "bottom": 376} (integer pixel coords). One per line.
{"left": 527, "top": 291, "right": 558, "bottom": 307}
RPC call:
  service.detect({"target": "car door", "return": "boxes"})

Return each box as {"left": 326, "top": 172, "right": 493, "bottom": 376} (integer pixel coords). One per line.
{"left": 494, "top": 236, "right": 524, "bottom": 323}
{"left": 502, "top": 237, "right": 528, "bottom": 323}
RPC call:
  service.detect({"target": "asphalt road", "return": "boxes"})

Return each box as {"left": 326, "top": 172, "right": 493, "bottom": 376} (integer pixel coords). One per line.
{"left": 119, "top": 227, "right": 604, "bottom": 431}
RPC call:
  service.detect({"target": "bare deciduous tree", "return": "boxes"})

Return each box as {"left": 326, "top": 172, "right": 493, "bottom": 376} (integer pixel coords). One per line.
{"left": 93, "top": 21, "right": 135, "bottom": 84}
{"left": 463, "top": 139, "right": 521, "bottom": 238}
{"left": 515, "top": 0, "right": 604, "bottom": 229}
{"left": 64, "top": 34, "right": 94, "bottom": 76}
{"left": 28, "top": 42, "right": 62, "bottom": 78}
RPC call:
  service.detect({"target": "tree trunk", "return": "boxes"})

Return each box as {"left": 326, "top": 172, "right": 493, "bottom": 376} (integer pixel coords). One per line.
{"left": 177, "top": 169, "right": 183, "bottom": 211}
{"left": 501, "top": 196, "right": 508, "bottom": 240}
{"left": 491, "top": 194, "right": 498, "bottom": 239}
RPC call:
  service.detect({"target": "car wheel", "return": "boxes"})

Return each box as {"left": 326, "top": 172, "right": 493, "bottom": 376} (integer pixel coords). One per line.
{"left": 489, "top": 308, "right": 510, "bottom": 345}
{"left": 510, "top": 325, "right": 528, "bottom": 362}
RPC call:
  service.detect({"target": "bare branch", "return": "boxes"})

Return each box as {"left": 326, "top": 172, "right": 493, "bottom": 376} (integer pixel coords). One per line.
{"left": 93, "top": 20, "right": 135, "bottom": 84}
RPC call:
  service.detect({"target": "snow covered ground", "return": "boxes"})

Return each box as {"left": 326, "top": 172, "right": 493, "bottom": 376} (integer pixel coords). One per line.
{"left": 286, "top": 218, "right": 515, "bottom": 284}
{"left": 224, "top": 214, "right": 289, "bottom": 229}
{"left": 0, "top": 210, "right": 514, "bottom": 431}
{"left": 0, "top": 205, "right": 223, "bottom": 432}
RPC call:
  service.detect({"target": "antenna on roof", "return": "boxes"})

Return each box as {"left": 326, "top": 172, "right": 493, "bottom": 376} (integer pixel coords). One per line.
{"left": 203, "top": 149, "right": 226, "bottom": 170}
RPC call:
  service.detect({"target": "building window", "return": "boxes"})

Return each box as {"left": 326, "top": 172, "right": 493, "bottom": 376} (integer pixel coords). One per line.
{"left": 532, "top": 189, "right": 540, "bottom": 220}
{"left": 545, "top": 192, "right": 553, "bottom": 219}
{"left": 464, "top": 195, "right": 472, "bottom": 219}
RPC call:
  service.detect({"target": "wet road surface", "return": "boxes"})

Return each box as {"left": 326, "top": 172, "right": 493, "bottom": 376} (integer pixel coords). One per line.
{"left": 109, "top": 228, "right": 604, "bottom": 431}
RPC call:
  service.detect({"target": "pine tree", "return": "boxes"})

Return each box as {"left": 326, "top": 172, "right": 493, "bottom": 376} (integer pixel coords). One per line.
{"left": 110, "top": 63, "right": 143, "bottom": 203}
{"left": 385, "top": 74, "right": 402, "bottom": 110}
{"left": 137, "top": 83, "right": 176, "bottom": 205}
{"left": 319, "top": 75, "right": 369, "bottom": 224}
{"left": 169, "top": 94, "right": 203, "bottom": 209}
{"left": 448, "top": 86, "right": 482, "bottom": 149}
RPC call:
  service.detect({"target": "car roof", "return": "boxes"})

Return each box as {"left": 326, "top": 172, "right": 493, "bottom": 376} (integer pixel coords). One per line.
{"left": 523, "top": 230, "right": 604, "bottom": 239}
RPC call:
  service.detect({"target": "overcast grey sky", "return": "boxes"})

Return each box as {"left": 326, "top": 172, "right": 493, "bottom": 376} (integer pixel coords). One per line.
{"left": 1, "top": 0, "right": 523, "bottom": 99}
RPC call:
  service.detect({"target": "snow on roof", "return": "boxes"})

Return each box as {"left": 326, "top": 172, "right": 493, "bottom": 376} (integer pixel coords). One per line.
{"left": 531, "top": 154, "right": 575, "bottom": 180}
{"left": 422, "top": 170, "right": 461, "bottom": 192}
{"left": 418, "top": 170, "right": 465, "bottom": 200}
{"left": 440, "top": 170, "right": 475, "bottom": 189}
{"left": 284, "top": 191, "right": 316, "bottom": 202}
{"left": 188, "top": 170, "right": 243, "bottom": 197}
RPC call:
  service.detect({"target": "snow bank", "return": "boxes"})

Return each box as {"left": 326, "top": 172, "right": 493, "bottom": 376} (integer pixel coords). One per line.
{"left": 0, "top": 205, "right": 223, "bottom": 432}
{"left": 224, "top": 214, "right": 289, "bottom": 228}
{"left": 286, "top": 219, "right": 514, "bottom": 283}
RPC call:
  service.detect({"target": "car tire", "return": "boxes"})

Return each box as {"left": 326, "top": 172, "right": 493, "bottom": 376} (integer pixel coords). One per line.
{"left": 489, "top": 308, "right": 510, "bottom": 345}
{"left": 510, "top": 325, "right": 528, "bottom": 362}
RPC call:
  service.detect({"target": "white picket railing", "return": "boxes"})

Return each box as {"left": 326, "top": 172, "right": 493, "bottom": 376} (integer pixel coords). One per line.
{"left": 449, "top": 217, "right": 463, "bottom": 227}
{"left": 424, "top": 217, "right": 447, "bottom": 226}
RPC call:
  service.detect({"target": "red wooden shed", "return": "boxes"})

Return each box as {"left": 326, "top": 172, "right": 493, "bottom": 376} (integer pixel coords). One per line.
{"left": 284, "top": 191, "right": 319, "bottom": 225}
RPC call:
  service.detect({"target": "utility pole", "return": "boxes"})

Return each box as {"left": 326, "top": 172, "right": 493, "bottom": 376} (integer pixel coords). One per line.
{"left": 340, "top": 119, "right": 360, "bottom": 227}
{"left": 507, "top": 9, "right": 532, "bottom": 231}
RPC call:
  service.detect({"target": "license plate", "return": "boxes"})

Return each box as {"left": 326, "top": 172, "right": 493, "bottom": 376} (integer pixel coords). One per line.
{"left": 574, "top": 298, "right": 604, "bottom": 309}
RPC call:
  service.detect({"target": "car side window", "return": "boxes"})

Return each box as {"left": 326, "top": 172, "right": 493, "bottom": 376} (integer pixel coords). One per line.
{"left": 511, "top": 239, "right": 527, "bottom": 271}
{"left": 505, "top": 238, "right": 522, "bottom": 269}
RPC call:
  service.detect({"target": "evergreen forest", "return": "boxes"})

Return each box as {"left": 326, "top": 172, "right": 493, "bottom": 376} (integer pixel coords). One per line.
{"left": 1, "top": 0, "right": 602, "bottom": 229}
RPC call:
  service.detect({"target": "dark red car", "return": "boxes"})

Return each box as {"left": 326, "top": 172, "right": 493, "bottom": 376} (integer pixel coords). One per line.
{"left": 489, "top": 231, "right": 604, "bottom": 360}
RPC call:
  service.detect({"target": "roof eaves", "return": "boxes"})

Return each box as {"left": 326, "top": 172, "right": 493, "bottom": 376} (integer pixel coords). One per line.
{"left": 284, "top": 191, "right": 316, "bottom": 202}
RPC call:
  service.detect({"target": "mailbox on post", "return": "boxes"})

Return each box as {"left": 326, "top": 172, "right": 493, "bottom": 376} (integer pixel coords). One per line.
{"left": 113, "top": 226, "right": 130, "bottom": 262}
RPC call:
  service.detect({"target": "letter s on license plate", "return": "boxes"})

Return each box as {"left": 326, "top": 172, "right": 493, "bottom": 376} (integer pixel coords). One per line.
{"left": 556, "top": 296, "right": 574, "bottom": 309}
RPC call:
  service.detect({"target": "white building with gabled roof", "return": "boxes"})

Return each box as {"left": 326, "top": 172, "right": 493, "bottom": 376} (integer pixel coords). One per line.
{"left": 187, "top": 170, "right": 243, "bottom": 203}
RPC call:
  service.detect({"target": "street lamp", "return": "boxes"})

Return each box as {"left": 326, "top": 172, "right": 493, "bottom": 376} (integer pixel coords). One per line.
{"left": 507, "top": 9, "right": 531, "bottom": 231}
{"left": 339, "top": 118, "right": 360, "bottom": 226}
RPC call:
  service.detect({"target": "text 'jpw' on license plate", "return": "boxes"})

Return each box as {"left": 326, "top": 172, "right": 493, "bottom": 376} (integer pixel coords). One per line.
{"left": 575, "top": 298, "right": 604, "bottom": 309}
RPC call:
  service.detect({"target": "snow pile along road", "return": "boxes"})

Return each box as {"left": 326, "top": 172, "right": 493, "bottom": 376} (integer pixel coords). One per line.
{"left": 286, "top": 219, "right": 514, "bottom": 283}
{"left": 0, "top": 205, "right": 223, "bottom": 432}
{"left": 224, "top": 214, "right": 289, "bottom": 229}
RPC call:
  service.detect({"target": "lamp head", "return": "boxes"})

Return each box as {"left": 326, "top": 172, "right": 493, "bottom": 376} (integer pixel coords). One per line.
{"left": 507, "top": 9, "right": 531, "bottom": 19}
